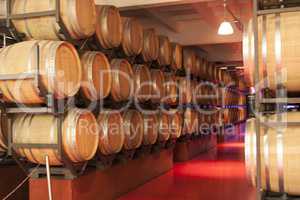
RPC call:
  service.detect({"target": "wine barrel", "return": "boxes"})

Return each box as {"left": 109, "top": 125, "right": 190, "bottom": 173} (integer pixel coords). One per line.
{"left": 142, "top": 114, "right": 159, "bottom": 145}
{"left": 183, "top": 48, "right": 196, "bottom": 73}
{"left": 11, "top": 0, "right": 96, "bottom": 40}
{"left": 169, "top": 111, "right": 183, "bottom": 139}
{"left": 201, "top": 59, "right": 209, "bottom": 78}
{"left": 158, "top": 35, "right": 172, "bottom": 66}
{"left": 244, "top": 118, "right": 257, "bottom": 187}
{"left": 141, "top": 29, "right": 159, "bottom": 62}
{"left": 245, "top": 113, "right": 300, "bottom": 195}
{"left": 151, "top": 69, "right": 165, "bottom": 103}
{"left": 170, "top": 43, "right": 183, "bottom": 71}
{"left": 123, "top": 110, "right": 144, "bottom": 150}
{"left": 13, "top": 108, "right": 98, "bottom": 165}
{"left": 0, "top": 40, "right": 81, "bottom": 104}
{"left": 238, "top": 108, "right": 246, "bottom": 121}
{"left": 243, "top": 19, "right": 255, "bottom": 88}
{"left": 133, "top": 64, "right": 152, "bottom": 102}
{"left": 178, "top": 77, "right": 192, "bottom": 105}
{"left": 97, "top": 111, "right": 124, "bottom": 155}
{"left": 121, "top": 17, "right": 143, "bottom": 56}
{"left": 195, "top": 57, "right": 203, "bottom": 78}
{"left": 190, "top": 80, "right": 198, "bottom": 104}
{"left": 244, "top": 12, "right": 300, "bottom": 91}
{"left": 223, "top": 109, "right": 230, "bottom": 124}
{"left": 163, "top": 73, "right": 177, "bottom": 105}
{"left": 183, "top": 108, "right": 198, "bottom": 135}
{"left": 206, "top": 63, "right": 215, "bottom": 81}
{"left": 80, "top": 51, "right": 111, "bottom": 101}
{"left": 110, "top": 59, "right": 134, "bottom": 102}
{"left": 95, "top": 5, "right": 122, "bottom": 49}
{"left": 157, "top": 112, "right": 170, "bottom": 142}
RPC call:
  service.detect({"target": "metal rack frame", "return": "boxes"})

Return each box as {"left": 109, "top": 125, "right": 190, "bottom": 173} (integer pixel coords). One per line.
{"left": 252, "top": 1, "right": 300, "bottom": 199}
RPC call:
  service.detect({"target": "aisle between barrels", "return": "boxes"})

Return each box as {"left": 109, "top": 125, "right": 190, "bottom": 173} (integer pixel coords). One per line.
{"left": 119, "top": 140, "right": 256, "bottom": 200}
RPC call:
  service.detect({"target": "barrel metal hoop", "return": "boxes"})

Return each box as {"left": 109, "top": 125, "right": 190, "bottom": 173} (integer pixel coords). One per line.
{"left": 275, "top": 13, "right": 285, "bottom": 193}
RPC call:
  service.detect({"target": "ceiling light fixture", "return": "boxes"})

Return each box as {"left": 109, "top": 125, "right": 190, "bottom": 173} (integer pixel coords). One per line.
{"left": 218, "top": 0, "right": 234, "bottom": 35}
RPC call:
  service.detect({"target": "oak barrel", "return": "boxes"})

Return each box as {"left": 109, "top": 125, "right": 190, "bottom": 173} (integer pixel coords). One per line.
{"left": 133, "top": 64, "right": 152, "bottom": 102}
{"left": 244, "top": 12, "right": 300, "bottom": 91}
{"left": 245, "top": 113, "right": 300, "bottom": 195}
{"left": 183, "top": 108, "right": 198, "bottom": 135}
{"left": 142, "top": 114, "right": 159, "bottom": 145}
{"left": 169, "top": 111, "right": 183, "bottom": 139}
{"left": 121, "top": 17, "right": 144, "bottom": 56}
{"left": 80, "top": 51, "right": 111, "bottom": 101}
{"left": 150, "top": 69, "right": 165, "bottom": 104}
{"left": 157, "top": 112, "right": 170, "bottom": 142}
{"left": 11, "top": 0, "right": 96, "bottom": 40}
{"left": 141, "top": 29, "right": 159, "bottom": 62}
{"left": 158, "top": 35, "right": 172, "bottom": 66}
{"left": 110, "top": 59, "right": 134, "bottom": 102}
{"left": 170, "top": 43, "right": 183, "bottom": 71}
{"left": 13, "top": 108, "right": 99, "bottom": 166}
{"left": 0, "top": 40, "right": 82, "bottom": 104}
{"left": 163, "top": 73, "right": 177, "bottom": 105}
{"left": 183, "top": 48, "right": 196, "bottom": 74}
{"left": 194, "top": 57, "right": 203, "bottom": 78}
{"left": 122, "top": 110, "right": 144, "bottom": 150}
{"left": 97, "top": 111, "right": 124, "bottom": 155}
{"left": 95, "top": 5, "right": 122, "bottom": 49}
{"left": 178, "top": 77, "right": 192, "bottom": 105}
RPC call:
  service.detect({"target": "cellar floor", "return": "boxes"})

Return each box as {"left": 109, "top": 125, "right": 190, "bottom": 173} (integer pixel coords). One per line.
{"left": 119, "top": 139, "right": 256, "bottom": 200}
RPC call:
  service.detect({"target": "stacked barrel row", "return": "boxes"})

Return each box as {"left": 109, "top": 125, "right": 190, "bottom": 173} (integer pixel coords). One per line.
{"left": 244, "top": 11, "right": 300, "bottom": 196}
{"left": 0, "top": 0, "right": 248, "bottom": 167}
{"left": 5, "top": 109, "right": 183, "bottom": 165}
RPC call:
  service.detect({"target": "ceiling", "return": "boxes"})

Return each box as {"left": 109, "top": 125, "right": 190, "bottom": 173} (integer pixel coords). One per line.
{"left": 95, "top": 0, "right": 253, "bottom": 66}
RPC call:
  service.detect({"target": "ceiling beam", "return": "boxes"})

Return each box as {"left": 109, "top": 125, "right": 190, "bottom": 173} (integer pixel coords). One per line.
{"left": 95, "top": 0, "right": 215, "bottom": 10}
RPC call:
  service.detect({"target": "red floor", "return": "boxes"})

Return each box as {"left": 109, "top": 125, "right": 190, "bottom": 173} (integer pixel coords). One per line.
{"left": 119, "top": 140, "right": 256, "bottom": 200}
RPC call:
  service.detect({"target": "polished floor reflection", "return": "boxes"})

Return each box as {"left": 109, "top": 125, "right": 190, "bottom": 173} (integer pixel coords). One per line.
{"left": 120, "top": 138, "right": 256, "bottom": 200}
